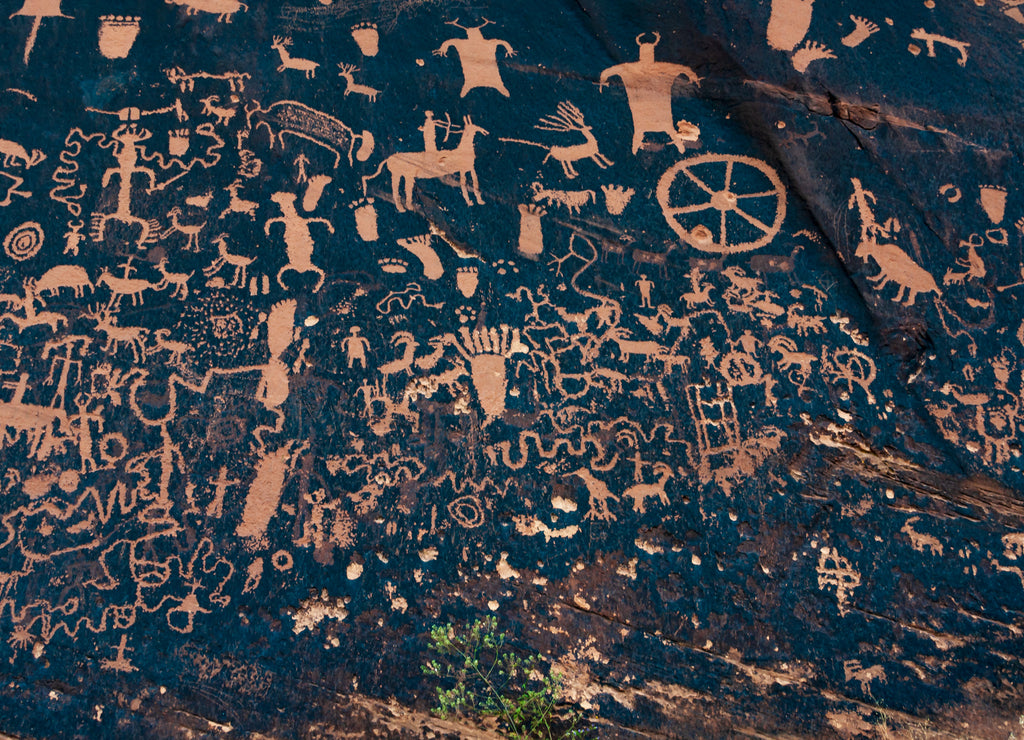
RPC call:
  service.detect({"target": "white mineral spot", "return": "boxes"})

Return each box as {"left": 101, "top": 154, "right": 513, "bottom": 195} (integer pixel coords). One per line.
{"left": 419, "top": 547, "right": 438, "bottom": 562}
{"left": 691, "top": 554, "right": 701, "bottom": 565}
{"left": 552, "top": 495, "right": 577, "bottom": 512}
{"left": 886, "top": 489, "right": 895, "bottom": 499}
{"left": 496, "top": 552, "right": 519, "bottom": 579}
{"left": 391, "top": 596, "right": 408, "bottom": 612}
{"left": 487, "top": 600, "right": 500, "bottom": 611}
{"left": 304, "top": 316, "right": 318, "bottom": 326}
{"left": 347, "top": 561, "right": 363, "bottom": 579}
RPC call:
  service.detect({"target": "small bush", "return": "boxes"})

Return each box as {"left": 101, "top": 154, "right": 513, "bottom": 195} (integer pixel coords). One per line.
{"left": 421, "top": 616, "right": 589, "bottom": 739}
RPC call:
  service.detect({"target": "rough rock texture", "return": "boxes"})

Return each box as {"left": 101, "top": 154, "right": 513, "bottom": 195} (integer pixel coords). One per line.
{"left": 0, "top": 0, "right": 1023, "bottom": 737}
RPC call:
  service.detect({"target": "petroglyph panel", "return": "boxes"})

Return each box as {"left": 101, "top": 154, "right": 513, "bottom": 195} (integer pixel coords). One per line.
{"left": 0, "top": 0, "right": 1022, "bottom": 736}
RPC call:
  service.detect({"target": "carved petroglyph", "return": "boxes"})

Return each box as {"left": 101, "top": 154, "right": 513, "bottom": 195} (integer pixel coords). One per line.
{"left": 272, "top": 36, "right": 319, "bottom": 79}
{"left": 434, "top": 19, "right": 514, "bottom": 98}
{"left": 658, "top": 155, "right": 786, "bottom": 253}
{"left": 767, "top": 0, "right": 814, "bottom": 51}
{"left": 909, "top": 28, "right": 970, "bottom": 66}
{"left": 364, "top": 115, "right": 487, "bottom": 211}
{"left": 501, "top": 102, "right": 612, "bottom": 179}
{"left": 600, "top": 34, "right": 701, "bottom": 153}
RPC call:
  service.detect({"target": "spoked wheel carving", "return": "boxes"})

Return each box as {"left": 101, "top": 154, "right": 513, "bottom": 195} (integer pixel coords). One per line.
{"left": 657, "top": 154, "right": 786, "bottom": 254}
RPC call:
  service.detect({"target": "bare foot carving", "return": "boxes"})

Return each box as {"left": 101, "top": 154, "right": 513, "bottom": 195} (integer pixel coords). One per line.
{"left": 791, "top": 40, "right": 835, "bottom": 73}
{"left": 841, "top": 16, "right": 879, "bottom": 48}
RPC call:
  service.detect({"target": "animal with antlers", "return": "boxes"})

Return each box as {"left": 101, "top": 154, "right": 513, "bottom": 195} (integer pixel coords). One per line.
{"left": 85, "top": 307, "right": 149, "bottom": 363}
{"left": 501, "top": 101, "right": 612, "bottom": 179}
{"left": 204, "top": 234, "right": 255, "bottom": 287}
{"left": 272, "top": 36, "right": 319, "bottom": 79}
{"left": 337, "top": 64, "right": 380, "bottom": 102}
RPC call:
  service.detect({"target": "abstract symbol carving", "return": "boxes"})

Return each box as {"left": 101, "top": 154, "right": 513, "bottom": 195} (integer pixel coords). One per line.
{"left": 3, "top": 221, "right": 43, "bottom": 261}
{"left": 657, "top": 155, "right": 786, "bottom": 253}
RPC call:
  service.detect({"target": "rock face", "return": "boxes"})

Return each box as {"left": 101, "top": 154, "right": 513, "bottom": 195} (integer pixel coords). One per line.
{"left": 0, "top": 0, "right": 1022, "bottom": 737}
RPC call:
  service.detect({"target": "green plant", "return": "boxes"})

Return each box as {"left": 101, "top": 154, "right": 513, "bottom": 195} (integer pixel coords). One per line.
{"left": 421, "top": 615, "right": 588, "bottom": 739}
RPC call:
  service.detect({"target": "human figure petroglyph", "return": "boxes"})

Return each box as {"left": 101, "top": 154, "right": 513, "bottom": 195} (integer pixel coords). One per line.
{"left": 363, "top": 116, "right": 487, "bottom": 211}
{"left": 600, "top": 33, "right": 701, "bottom": 154}
{"left": 272, "top": 36, "right": 319, "bottom": 79}
{"left": 266, "top": 191, "right": 332, "bottom": 291}
{"left": 342, "top": 327, "right": 370, "bottom": 369}
{"left": 635, "top": 274, "right": 654, "bottom": 309}
{"left": 434, "top": 18, "right": 514, "bottom": 98}
{"left": 336, "top": 64, "right": 380, "bottom": 102}
{"left": 909, "top": 28, "right": 970, "bottom": 66}
{"left": 41, "top": 335, "right": 89, "bottom": 412}
{"left": 841, "top": 16, "right": 880, "bottom": 48}
{"left": 203, "top": 234, "right": 254, "bottom": 287}
{"left": 501, "top": 102, "right": 612, "bottom": 179}
{"left": 94, "top": 124, "right": 160, "bottom": 248}
{"left": 166, "top": 0, "right": 248, "bottom": 23}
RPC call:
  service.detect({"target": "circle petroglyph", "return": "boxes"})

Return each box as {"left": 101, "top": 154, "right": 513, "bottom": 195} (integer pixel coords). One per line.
{"left": 3, "top": 221, "right": 43, "bottom": 261}
{"left": 657, "top": 155, "right": 786, "bottom": 254}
